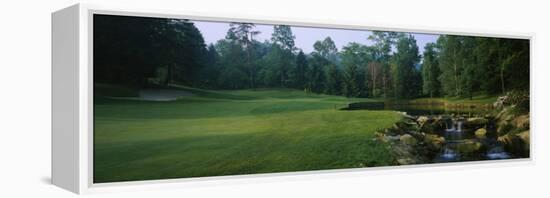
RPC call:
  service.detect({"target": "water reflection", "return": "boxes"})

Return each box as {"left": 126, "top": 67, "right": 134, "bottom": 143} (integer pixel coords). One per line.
{"left": 383, "top": 104, "right": 488, "bottom": 116}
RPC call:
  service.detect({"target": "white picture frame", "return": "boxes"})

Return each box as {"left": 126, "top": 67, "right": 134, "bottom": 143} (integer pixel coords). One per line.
{"left": 52, "top": 3, "right": 534, "bottom": 194}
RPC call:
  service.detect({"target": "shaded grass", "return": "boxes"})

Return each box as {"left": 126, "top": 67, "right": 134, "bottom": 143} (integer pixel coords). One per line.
{"left": 94, "top": 87, "right": 401, "bottom": 183}
{"left": 94, "top": 83, "right": 139, "bottom": 97}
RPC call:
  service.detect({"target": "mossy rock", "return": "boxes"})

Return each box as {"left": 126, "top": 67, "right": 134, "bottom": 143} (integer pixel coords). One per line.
{"left": 465, "top": 117, "right": 488, "bottom": 128}
{"left": 517, "top": 130, "right": 530, "bottom": 145}
{"left": 416, "top": 116, "right": 430, "bottom": 126}
{"left": 498, "top": 131, "right": 530, "bottom": 157}
{"left": 397, "top": 158, "right": 416, "bottom": 165}
{"left": 400, "top": 134, "right": 418, "bottom": 145}
{"left": 497, "top": 122, "right": 515, "bottom": 135}
{"left": 512, "top": 114, "right": 530, "bottom": 130}
{"left": 456, "top": 140, "right": 482, "bottom": 154}
{"left": 474, "top": 128, "right": 487, "bottom": 138}
{"left": 424, "top": 134, "right": 445, "bottom": 150}
{"left": 394, "top": 119, "right": 419, "bottom": 132}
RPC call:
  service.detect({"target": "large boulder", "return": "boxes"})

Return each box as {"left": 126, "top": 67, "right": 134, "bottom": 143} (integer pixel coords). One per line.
{"left": 400, "top": 134, "right": 418, "bottom": 145}
{"left": 394, "top": 119, "right": 419, "bottom": 132}
{"left": 517, "top": 130, "right": 530, "bottom": 145}
{"left": 496, "top": 109, "right": 514, "bottom": 135}
{"left": 496, "top": 107, "right": 514, "bottom": 121}
{"left": 465, "top": 117, "right": 488, "bottom": 128}
{"left": 401, "top": 112, "right": 416, "bottom": 121}
{"left": 416, "top": 116, "right": 430, "bottom": 126}
{"left": 456, "top": 140, "right": 482, "bottom": 154}
{"left": 430, "top": 116, "right": 448, "bottom": 132}
{"left": 424, "top": 134, "right": 445, "bottom": 150}
{"left": 498, "top": 130, "right": 530, "bottom": 157}
{"left": 497, "top": 121, "right": 514, "bottom": 135}
{"left": 497, "top": 134, "right": 513, "bottom": 145}
{"left": 512, "top": 114, "right": 530, "bottom": 130}
{"left": 382, "top": 134, "right": 401, "bottom": 143}
{"left": 496, "top": 107, "right": 515, "bottom": 134}
{"left": 397, "top": 158, "right": 416, "bottom": 165}
{"left": 493, "top": 95, "right": 510, "bottom": 109}
{"left": 474, "top": 128, "right": 487, "bottom": 138}
{"left": 417, "top": 116, "right": 449, "bottom": 134}
{"left": 385, "top": 127, "right": 402, "bottom": 136}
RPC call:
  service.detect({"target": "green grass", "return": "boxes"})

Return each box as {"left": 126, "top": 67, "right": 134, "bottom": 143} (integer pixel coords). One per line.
{"left": 94, "top": 87, "right": 401, "bottom": 183}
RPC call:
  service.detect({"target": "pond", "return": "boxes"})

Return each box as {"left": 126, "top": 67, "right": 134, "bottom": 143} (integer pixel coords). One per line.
{"left": 343, "top": 102, "right": 492, "bottom": 116}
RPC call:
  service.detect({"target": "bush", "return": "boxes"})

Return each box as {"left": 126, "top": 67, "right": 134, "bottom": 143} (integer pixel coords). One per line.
{"left": 507, "top": 90, "right": 530, "bottom": 113}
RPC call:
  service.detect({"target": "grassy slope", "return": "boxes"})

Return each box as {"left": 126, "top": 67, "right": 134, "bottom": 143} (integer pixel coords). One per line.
{"left": 94, "top": 87, "right": 401, "bottom": 183}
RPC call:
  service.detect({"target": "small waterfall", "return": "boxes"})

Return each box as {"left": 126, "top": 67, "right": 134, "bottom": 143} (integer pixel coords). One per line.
{"left": 438, "top": 116, "right": 466, "bottom": 162}
{"left": 486, "top": 146, "right": 510, "bottom": 160}
{"left": 440, "top": 148, "right": 458, "bottom": 160}
{"left": 456, "top": 119, "right": 463, "bottom": 132}
{"left": 445, "top": 118, "right": 464, "bottom": 133}
{"left": 445, "top": 118, "right": 455, "bottom": 132}
{"left": 434, "top": 115, "right": 512, "bottom": 162}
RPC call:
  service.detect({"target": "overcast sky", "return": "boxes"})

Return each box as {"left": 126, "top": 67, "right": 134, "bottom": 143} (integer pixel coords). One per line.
{"left": 192, "top": 20, "right": 440, "bottom": 55}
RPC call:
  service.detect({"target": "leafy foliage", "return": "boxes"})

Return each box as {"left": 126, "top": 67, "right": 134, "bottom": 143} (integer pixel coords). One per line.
{"left": 95, "top": 16, "right": 529, "bottom": 100}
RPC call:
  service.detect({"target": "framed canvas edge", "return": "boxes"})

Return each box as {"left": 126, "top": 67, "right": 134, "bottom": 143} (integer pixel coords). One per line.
{"left": 70, "top": 3, "right": 535, "bottom": 194}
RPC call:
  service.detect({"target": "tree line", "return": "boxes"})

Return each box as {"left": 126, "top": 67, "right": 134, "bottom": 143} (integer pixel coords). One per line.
{"left": 422, "top": 35, "right": 529, "bottom": 99}
{"left": 94, "top": 15, "right": 530, "bottom": 99}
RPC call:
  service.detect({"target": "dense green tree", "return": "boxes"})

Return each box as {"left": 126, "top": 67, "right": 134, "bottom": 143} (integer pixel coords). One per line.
{"left": 324, "top": 64, "right": 342, "bottom": 95}
{"left": 293, "top": 50, "right": 308, "bottom": 89}
{"left": 95, "top": 16, "right": 530, "bottom": 99}
{"left": 366, "top": 62, "right": 382, "bottom": 97}
{"left": 341, "top": 43, "right": 368, "bottom": 97}
{"left": 215, "top": 31, "right": 248, "bottom": 89}
{"left": 271, "top": 25, "right": 296, "bottom": 51}
{"left": 392, "top": 34, "right": 421, "bottom": 98}
{"left": 497, "top": 38, "right": 530, "bottom": 93}
{"left": 260, "top": 44, "right": 286, "bottom": 87}
{"left": 94, "top": 15, "right": 207, "bottom": 87}
{"left": 306, "top": 54, "right": 328, "bottom": 93}
{"left": 198, "top": 44, "right": 220, "bottom": 87}
{"left": 437, "top": 35, "right": 463, "bottom": 96}
{"left": 459, "top": 37, "right": 480, "bottom": 99}
{"left": 265, "top": 25, "right": 296, "bottom": 87}
{"left": 166, "top": 19, "right": 208, "bottom": 85}
{"left": 313, "top": 37, "right": 339, "bottom": 64}
{"left": 421, "top": 43, "right": 441, "bottom": 98}
{"left": 228, "top": 23, "right": 261, "bottom": 88}
{"left": 367, "top": 31, "right": 403, "bottom": 97}
{"left": 432, "top": 35, "right": 529, "bottom": 98}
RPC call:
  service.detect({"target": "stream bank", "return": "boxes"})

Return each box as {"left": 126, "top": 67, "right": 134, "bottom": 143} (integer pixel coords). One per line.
{"left": 370, "top": 92, "right": 530, "bottom": 165}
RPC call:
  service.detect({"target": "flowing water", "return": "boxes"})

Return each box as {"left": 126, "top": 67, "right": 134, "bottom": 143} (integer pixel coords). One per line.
{"left": 434, "top": 117, "right": 510, "bottom": 162}
{"left": 346, "top": 102, "right": 511, "bottom": 162}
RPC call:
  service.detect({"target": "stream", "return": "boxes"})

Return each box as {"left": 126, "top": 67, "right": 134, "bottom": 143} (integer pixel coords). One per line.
{"left": 435, "top": 117, "right": 510, "bottom": 162}
{"left": 348, "top": 103, "right": 512, "bottom": 163}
